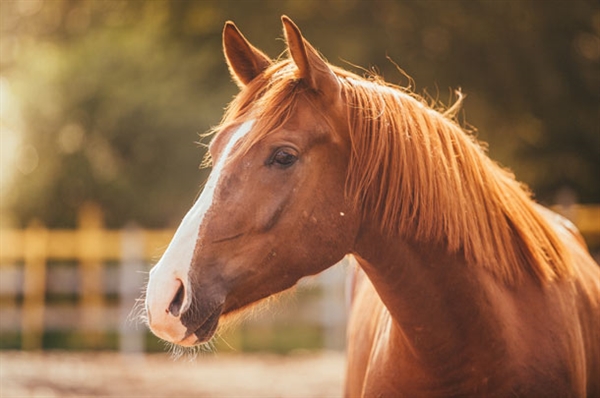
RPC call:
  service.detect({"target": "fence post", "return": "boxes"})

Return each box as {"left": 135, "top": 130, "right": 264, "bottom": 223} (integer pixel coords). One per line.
{"left": 22, "top": 220, "right": 48, "bottom": 350}
{"left": 119, "top": 223, "right": 146, "bottom": 354}
{"left": 78, "top": 202, "right": 106, "bottom": 347}
{"left": 319, "top": 259, "right": 348, "bottom": 350}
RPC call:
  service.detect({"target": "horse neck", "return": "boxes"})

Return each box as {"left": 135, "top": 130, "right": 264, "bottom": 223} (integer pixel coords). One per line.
{"left": 353, "top": 227, "right": 514, "bottom": 373}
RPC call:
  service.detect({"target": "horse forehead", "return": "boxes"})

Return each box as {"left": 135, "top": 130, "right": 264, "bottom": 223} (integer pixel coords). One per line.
{"left": 209, "top": 127, "right": 236, "bottom": 160}
{"left": 210, "top": 122, "right": 252, "bottom": 161}
{"left": 212, "top": 95, "right": 341, "bottom": 158}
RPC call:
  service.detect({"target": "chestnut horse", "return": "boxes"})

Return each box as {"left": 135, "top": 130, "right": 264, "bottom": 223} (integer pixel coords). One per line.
{"left": 145, "top": 17, "right": 600, "bottom": 397}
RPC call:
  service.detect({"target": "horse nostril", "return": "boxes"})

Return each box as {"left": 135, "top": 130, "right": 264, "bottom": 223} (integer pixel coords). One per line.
{"left": 168, "top": 282, "right": 185, "bottom": 317}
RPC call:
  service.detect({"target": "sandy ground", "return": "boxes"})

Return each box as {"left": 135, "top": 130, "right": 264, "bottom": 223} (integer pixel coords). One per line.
{"left": 0, "top": 350, "right": 346, "bottom": 397}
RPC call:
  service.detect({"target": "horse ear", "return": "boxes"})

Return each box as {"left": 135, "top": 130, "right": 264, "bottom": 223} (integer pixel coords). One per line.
{"left": 223, "top": 21, "right": 272, "bottom": 87}
{"left": 281, "top": 16, "right": 339, "bottom": 95}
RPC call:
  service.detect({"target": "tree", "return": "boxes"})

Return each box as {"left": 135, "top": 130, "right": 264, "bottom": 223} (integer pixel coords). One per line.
{"left": 1, "top": 0, "right": 598, "bottom": 228}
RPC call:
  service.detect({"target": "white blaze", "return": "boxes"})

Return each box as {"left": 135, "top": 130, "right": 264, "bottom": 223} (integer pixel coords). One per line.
{"left": 145, "top": 120, "right": 254, "bottom": 342}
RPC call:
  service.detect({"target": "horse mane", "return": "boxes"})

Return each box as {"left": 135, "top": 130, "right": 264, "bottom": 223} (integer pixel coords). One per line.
{"left": 214, "top": 59, "right": 573, "bottom": 285}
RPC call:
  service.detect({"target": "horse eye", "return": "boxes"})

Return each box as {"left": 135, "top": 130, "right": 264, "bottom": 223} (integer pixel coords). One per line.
{"left": 270, "top": 148, "right": 298, "bottom": 168}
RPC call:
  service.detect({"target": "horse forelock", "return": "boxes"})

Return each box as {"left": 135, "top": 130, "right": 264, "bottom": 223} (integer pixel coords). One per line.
{"left": 208, "top": 61, "right": 306, "bottom": 162}
{"left": 212, "top": 57, "right": 573, "bottom": 286}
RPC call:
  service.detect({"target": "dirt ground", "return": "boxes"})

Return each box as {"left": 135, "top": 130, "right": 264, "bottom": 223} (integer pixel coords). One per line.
{"left": 0, "top": 350, "right": 346, "bottom": 397}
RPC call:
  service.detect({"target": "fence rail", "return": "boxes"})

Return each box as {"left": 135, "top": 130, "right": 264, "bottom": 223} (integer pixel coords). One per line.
{"left": 0, "top": 203, "right": 172, "bottom": 351}
{"left": 1, "top": 203, "right": 598, "bottom": 351}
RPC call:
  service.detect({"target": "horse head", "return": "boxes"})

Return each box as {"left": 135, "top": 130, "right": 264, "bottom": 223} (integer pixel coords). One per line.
{"left": 145, "top": 17, "right": 359, "bottom": 346}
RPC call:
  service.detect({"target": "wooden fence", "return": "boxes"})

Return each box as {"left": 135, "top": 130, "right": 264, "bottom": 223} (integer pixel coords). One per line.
{"left": 0, "top": 203, "right": 176, "bottom": 351}
{"left": 0, "top": 203, "right": 598, "bottom": 351}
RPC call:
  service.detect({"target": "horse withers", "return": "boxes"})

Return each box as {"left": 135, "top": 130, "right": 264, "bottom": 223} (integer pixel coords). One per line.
{"left": 144, "top": 16, "right": 600, "bottom": 397}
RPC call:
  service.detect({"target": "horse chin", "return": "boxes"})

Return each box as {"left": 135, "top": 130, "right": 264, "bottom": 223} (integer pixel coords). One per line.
{"left": 179, "top": 303, "right": 223, "bottom": 346}
{"left": 178, "top": 281, "right": 297, "bottom": 347}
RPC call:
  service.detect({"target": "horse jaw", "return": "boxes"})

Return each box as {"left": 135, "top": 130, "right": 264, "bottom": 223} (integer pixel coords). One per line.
{"left": 145, "top": 120, "right": 255, "bottom": 345}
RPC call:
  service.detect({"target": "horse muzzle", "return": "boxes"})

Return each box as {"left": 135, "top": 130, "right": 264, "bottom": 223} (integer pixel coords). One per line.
{"left": 145, "top": 264, "right": 226, "bottom": 346}
{"left": 145, "top": 264, "right": 195, "bottom": 345}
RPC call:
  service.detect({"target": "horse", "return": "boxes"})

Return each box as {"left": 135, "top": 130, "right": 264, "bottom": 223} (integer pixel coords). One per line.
{"left": 144, "top": 16, "right": 600, "bottom": 397}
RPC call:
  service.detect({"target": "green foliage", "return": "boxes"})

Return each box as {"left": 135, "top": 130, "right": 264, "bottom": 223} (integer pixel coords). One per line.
{"left": 1, "top": 0, "right": 598, "bottom": 228}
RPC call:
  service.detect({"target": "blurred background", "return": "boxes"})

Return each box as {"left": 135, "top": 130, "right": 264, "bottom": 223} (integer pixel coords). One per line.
{"left": 0, "top": 0, "right": 598, "bottom": 396}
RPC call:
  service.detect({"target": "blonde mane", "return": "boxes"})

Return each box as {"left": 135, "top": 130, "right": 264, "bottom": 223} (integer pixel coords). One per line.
{"left": 214, "top": 60, "right": 573, "bottom": 285}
